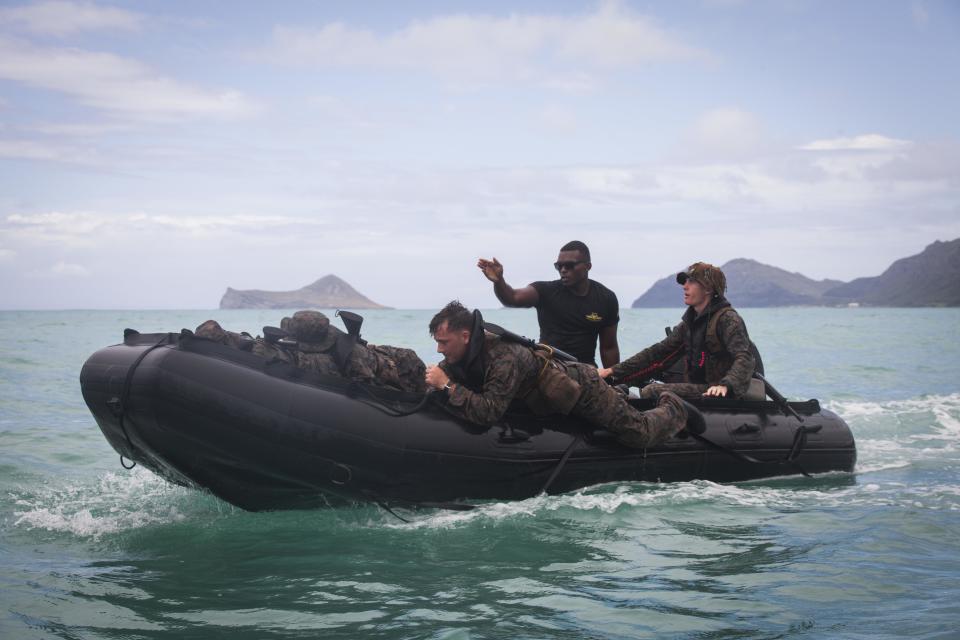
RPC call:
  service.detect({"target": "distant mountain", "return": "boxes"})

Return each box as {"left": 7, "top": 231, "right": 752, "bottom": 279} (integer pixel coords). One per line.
{"left": 219, "top": 274, "right": 389, "bottom": 310}
{"left": 822, "top": 239, "right": 960, "bottom": 307}
{"left": 630, "top": 239, "right": 960, "bottom": 308}
{"left": 631, "top": 258, "right": 843, "bottom": 308}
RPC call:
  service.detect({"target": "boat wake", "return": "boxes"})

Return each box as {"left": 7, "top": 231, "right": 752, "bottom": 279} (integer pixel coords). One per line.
{"left": 826, "top": 392, "right": 960, "bottom": 473}
{"left": 11, "top": 467, "right": 209, "bottom": 540}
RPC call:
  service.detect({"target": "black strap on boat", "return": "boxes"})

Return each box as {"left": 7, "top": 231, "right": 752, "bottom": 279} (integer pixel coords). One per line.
{"left": 755, "top": 373, "right": 803, "bottom": 421}
{"left": 784, "top": 426, "right": 815, "bottom": 477}
{"left": 106, "top": 334, "right": 170, "bottom": 470}
{"left": 540, "top": 435, "right": 581, "bottom": 495}
{"left": 365, "top": 491, "right": 478, "bottom": 522}
{"left": 368, "top": 494, "right": 412, "bottom": 523}
{"left": 688, "top": 426, "right": 816, "bottom": 478}
{"left": 345, "top": 384, "right": 437, "bottom": 417}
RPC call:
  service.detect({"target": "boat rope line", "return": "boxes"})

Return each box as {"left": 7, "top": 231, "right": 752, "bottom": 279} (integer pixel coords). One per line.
{"left": 540, "top": 435, "right": 582, "bottom": 495}
{"left": 689, "top": 425, "right": 818, "bottom": 478}
{"left": 106, "top": 334, "right": 170, "bottom": 471}
{"left": 365, "top": 493, "right": 412, "bottom": 523}
{"left": 344, "top": 383, "right": 436, "bottom": 417}
{"left": 363, "top": 490, "right": 479, "bottom": 522}
{"left": 618, "top": 345, "right": 685, "bottom": 386}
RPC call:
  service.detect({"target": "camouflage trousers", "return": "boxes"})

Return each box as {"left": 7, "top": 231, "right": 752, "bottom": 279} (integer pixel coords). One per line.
{"left": 195, "top": 320, "right": 426, "bottom": 393}
{"left": 348, "top": 344, "right": 427, "bottom": 393}
{"left": 564, "top": 363, "right": 687, "bottom": 449}
{"left": 194, "top": 319, "right": 255, "bottom": 351}
{"left": 638, "top": 382, "right": 709, "bottom": 401}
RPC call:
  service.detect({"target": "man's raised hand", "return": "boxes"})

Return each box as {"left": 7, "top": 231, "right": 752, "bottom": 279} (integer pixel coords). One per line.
{"left": 477, "top": 257, "right": 504, "bottom": 283}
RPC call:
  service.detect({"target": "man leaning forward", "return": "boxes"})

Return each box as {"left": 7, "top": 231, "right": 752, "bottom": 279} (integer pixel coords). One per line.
{"left": 424, "top": 301, "right": 696, "bottom": 449}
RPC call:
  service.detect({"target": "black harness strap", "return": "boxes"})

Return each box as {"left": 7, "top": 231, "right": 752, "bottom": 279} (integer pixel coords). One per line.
{"left": 371, "top": 497, "right": 412, "bottom": 523}
{"left": 690, "top": 425, "right": 816, "bottom": 478}
{"left": 365, "top": 491, "right": 478, "bottom": 522}
{"left": 540, "top": 436, "right": 581, "bottom": 494}
{"left": 346, "top": 384, "right": 436, "bottom": 417}
{"left": 107, "top": 334, "right": 171, "bottom": 470}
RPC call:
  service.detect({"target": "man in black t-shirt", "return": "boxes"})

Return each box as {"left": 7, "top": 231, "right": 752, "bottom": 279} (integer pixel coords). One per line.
{"left": 477, "top": 240, "right": 620, "bottom": 367}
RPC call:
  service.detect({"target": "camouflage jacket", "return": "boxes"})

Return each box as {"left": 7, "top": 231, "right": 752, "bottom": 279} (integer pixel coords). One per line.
{"left": 441, "top": 336, "right": 541, "bottom": 427}
{"left": 611, "top": 298, "right": 756, "bottom": 397}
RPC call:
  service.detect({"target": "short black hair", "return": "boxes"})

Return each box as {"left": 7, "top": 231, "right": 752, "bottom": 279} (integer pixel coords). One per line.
{"left": 560, "top": 240, "right": 590, "bottom": 261}
{"left": 429, "top": 300, "right": 474, "bottom": 336}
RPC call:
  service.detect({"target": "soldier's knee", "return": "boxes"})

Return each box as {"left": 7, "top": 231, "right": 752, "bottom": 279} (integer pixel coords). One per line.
{"left": 639, "top": 384, "right": 664, "bottom": 399}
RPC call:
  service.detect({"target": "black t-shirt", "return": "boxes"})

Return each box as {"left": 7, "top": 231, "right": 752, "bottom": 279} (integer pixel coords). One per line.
{"left": 530, "top": 279, "right": 619, "bottom": 365}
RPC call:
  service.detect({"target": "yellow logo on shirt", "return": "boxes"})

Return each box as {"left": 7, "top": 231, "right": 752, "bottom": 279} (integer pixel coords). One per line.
{"left": 585, "top": 312, "right": 602, "bottom": 322}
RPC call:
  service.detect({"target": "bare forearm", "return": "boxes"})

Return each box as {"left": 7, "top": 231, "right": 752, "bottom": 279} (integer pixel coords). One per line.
{"left": 599, "top": 325, "right": 620, "bottom": 368}
{"left": 493, "top": 278, "right": 520, "bottom": 307}
{"left": 600, "top": 344, "right": 620, "bottom": 368}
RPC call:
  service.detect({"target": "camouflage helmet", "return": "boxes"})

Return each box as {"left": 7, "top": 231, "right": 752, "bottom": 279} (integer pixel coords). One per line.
{"left": 287, "top": 310, "right": 339, "bottom": 351}
{"left": 676, "top": 262, "right": 726, "bottom": 296}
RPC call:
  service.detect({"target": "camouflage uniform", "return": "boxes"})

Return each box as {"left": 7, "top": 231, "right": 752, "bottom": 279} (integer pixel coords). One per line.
{"left": 442, "top": 336, "right": 687, "bottom": 449}
{"left": 611, "top": 297, "right": 755, "bottom": 399}
{"left": 250, "top": 336, "right": 295, "bottom": 365}
{"left": 194, "top": 319, "right": 255, "bottom": 351}
{"left": 194, "top": 312, "right": 426, "bottom": 393}
{"left": 339, "top": 342, "right": 426, "bottom": 393}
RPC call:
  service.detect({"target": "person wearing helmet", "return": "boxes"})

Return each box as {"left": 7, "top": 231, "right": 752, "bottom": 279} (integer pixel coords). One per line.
{"left": 599, "top": 262, "right": 756, "bottom": 400}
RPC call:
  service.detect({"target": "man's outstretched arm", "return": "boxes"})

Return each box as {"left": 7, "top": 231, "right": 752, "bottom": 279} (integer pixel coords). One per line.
{"left": 477, "top": 257, "right": 539, "bottom": 308}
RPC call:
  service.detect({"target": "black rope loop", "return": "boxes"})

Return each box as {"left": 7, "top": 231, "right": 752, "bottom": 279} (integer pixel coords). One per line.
{"left": 115, "top": 334, "right": 169, "bottom": 466}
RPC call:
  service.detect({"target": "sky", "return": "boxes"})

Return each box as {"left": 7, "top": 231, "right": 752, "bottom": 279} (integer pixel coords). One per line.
{"left": 1, "top": 0, "right": 958, "bottom": 310}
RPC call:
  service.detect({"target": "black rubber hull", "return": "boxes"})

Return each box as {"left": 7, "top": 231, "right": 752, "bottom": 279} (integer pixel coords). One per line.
{"left": 80, "top": 332, "right": 857, "bottom": 511}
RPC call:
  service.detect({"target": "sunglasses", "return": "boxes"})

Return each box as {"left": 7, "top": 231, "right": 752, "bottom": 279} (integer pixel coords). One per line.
{"left": 554, "top": 260, "right": 586, "bottom": 272}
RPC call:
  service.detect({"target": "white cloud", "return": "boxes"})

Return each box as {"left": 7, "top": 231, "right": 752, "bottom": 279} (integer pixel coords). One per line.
{"left": 557, "top": 2, "right": 704, "bottom": 67}
{"left": 0, "top": 0, "right": 142, "bottom": 36}
{"left": 25, "top": 121, "right": 134, "bottom": 137}
{"left": 26, "top": 260, "right": 91, "bottom": 278}
{"left": 796, "top": 134, "right": 916, "bottom": 180}
{"left": 259, "top": 2, "right": 710, "bottom": 86}
{"left": 50, "top": 260, "right": 89, "bottom": 276}
{"left": 540, "top": 73, "right": 598, "bottom": 93}
{"left": 0, "top": 36, "right": 257, "bottom": 120}
{"left": 539, "top": 105, "right": 577, "bottom": 132}
{"left": 0, "top": 137, "right": 100, "bottom": 164}
{"left": 4, "top": 211, "right": 328, "bottom": 238}
{"left": 686, "top": 107, "right": 766, "bottom": 158}
{"left": 0, "top": 248, "right": 15, "bottom": 261}
{"left": 799, "top": 134, "right": 911, "bottom": 151}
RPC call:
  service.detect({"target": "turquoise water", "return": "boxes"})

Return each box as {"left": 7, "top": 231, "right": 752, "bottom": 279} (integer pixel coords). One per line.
{"left": 2, "top": 308, "right": 959, "bottom": 639}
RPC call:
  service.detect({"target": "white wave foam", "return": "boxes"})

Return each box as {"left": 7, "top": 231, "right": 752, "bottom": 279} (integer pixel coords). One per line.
{"left": 382, "top": 481, "right": 828, "bottom": 530}
{"left": 827, "top": 392, "right": 960, "bottom": 430}
{"left": 826, "top": 393, "right": 960, "bottom": 474}
{"left": 381, "top": 471, "right": 960, "bottom": 530}
{"left": 12, "top": 467, "right": 195, "bottom": 539}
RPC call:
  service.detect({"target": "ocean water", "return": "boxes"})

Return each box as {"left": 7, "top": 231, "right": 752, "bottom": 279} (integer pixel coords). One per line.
{"left": 1, "top": 307, "right": 958, "bottom": 639}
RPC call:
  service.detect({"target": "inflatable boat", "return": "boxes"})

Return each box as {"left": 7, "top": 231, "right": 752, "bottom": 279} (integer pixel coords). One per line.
{"left": 80, "top": 329, "right": 857, "bottom": 511}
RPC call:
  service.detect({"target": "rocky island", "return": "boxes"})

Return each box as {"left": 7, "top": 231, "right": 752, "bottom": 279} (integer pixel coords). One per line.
{"left": 219, "top": 274, "right": 389, "bottom": 310}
